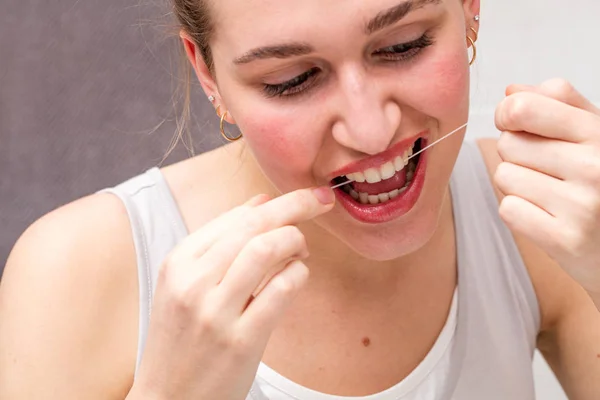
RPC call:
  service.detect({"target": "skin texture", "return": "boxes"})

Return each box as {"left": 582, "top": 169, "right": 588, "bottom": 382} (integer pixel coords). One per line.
{"left": 201, "top": 0, "right": 472, "bottom": 261}
{"left": 1, "top": 0, "right": 600, "bottom": 399}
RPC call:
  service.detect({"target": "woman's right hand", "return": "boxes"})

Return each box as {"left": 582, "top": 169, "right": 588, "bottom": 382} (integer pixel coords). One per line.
{"left": 129, "top": 187, "right": 335, "bottom": 400}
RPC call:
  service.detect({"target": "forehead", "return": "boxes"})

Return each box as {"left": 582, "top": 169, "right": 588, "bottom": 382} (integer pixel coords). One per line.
{"left": 212, "top": 0, "right": 444, "bottom": 53}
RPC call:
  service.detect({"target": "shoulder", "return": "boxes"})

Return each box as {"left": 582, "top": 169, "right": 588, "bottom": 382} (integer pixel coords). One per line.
{"left": 475, "top": 138, "right": 596, "bottom": 333}
{"left": 0, "top": 192, "right": 138, "bottom": 398}
{"left": 160, "top": 141, "right": 275, "bottom": 232}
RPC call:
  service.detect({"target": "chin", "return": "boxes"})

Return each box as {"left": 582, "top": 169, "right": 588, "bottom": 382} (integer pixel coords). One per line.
{"left": 318, "top": 191, "right": 447, "bottom": 262}
{"left": 315, "top": 133, "right": 463, "bottom": 262}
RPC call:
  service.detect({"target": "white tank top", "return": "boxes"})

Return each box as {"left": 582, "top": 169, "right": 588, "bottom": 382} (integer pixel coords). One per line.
{"left": 101, "top": 141, "right": 541, "bottom": 399}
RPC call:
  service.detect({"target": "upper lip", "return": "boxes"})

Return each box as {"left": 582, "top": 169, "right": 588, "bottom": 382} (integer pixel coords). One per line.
{"left": 326, "top": 131, "right": 427, "bottom": 181}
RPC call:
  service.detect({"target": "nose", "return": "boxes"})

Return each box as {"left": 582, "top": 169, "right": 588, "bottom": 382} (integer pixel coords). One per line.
{"left": 331, "top": 66, "right": 401, "bottom": 155}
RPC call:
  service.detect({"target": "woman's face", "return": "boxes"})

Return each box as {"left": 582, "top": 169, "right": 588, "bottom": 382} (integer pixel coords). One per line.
{"left": 203, "top": 0, "right": 478, "bottom": 260}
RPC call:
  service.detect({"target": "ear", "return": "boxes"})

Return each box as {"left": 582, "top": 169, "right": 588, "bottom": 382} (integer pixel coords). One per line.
{"left": 179, "top": 30, "right": 236, "bottom": 124}
{"left": 462, "top": 0, "right": 481, "bottom": 33}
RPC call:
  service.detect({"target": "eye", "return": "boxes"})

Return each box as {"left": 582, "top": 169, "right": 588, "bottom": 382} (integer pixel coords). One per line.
{"left": 373, "top": 33, "right": 434, "bottom": 62}
{"left": 263, "top": 67, "right": 320, "bottom": 98}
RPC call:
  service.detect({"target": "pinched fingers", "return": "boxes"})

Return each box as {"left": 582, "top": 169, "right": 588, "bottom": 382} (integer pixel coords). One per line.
{"left": 495, "top": 91, "right": 599, "bottom": 143}
{"left": 217, "top": 225, "right": 309, "bottom": 314}
{"left": 165, "top": 187, "right": 332, "bottom": 292}
{"left": 248, "top": 187, "right": 335, "bottom": 232}
{"left": 168, "top": 194, "right": 271, "bottom": 266}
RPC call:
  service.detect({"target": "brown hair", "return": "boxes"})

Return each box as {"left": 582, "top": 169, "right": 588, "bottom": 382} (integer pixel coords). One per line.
{"left": 172, "top": 0, "right": 214, "bottom": 70}
{"left": 162, "top": 0, "right": 214, "bottom": 161}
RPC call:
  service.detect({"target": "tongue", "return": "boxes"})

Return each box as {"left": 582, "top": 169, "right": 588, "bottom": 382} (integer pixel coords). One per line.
{"left": 352, "top": 169, "right": 407, "bottom": 195}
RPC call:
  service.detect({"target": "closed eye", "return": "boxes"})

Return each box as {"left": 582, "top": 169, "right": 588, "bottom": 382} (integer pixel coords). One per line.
{"left": 373, "top": 32, "right": 434, "bottom": 61}
{"left": 261, "top": 32, "right": 434, "bottom": 98}
{"left": 263, "top": 67, "right": 321, "bottom": 98}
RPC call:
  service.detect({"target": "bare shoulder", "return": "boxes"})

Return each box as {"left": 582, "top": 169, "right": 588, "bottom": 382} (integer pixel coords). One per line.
{"left": 477, "top": 138, "right": 600, "bottom": 399}
{"left": 0, "top": 192, "right": 138, "bottom": 399}
{"left": 160, "top": 142, "right": 273, "bottom": 232}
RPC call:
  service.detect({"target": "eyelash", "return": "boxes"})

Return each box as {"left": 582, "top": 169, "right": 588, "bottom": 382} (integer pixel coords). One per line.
{"left": 263, "top": 68, "right": 320, "bottom": 98}
{"left": 262, "top": 33, "right": 435, "bottom": 98}
{"left": 373, "top": 33, "right": 434, "bottom": 61}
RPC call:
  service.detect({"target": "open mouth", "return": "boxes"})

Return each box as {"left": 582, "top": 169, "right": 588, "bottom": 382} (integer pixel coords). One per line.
{"left": 331, "top": 138, "right": 423, "bottom": 205}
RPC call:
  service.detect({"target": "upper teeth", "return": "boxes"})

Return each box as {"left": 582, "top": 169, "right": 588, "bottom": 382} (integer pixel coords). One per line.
{"left": 346, "top": 143, "right": 415, "bottom": 184}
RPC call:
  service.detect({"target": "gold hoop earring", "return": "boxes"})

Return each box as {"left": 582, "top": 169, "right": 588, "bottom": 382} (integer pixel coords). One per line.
{"left": 469, "top": 26, "right": 479, "bottom": 42}
{"left": 467, "top": 26, "right": 478, "bottom": 66}
{"left": 216, "top": 105, "right": 243, "bottom": 142}
{"left": 467, "top": 35, "right": 477, "bottom": 66}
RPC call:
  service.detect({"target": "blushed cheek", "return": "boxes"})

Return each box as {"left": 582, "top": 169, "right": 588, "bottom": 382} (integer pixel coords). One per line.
{"left": 239, "top": 112, "right": 320, "bottom": 185}
{"left": 416, "top": 50, "right": 470, "bottom": 116}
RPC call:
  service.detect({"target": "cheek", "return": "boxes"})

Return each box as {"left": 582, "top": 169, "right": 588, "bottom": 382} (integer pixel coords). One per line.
{"left": 238, "top": 112, "right": 320, "bottom": 184}
{"left": 413, "top": 48, "right": 470, "bottom": 116}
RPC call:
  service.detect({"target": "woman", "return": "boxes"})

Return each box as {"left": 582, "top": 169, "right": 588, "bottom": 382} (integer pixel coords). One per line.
{"left": 1, "top": 0, "right": 599, "bottom": 398}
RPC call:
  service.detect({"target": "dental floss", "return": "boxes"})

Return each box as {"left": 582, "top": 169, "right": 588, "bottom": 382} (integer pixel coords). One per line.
{"left": 330, "top": 122, "right": 469, "bottom": 189}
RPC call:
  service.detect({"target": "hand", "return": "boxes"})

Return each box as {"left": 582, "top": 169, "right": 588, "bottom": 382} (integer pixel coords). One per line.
{"left": 494, "top": 78, "right": 600, "bottom": 297}
{"left": 130, "top": 187, "right": 335, "bottom": 400}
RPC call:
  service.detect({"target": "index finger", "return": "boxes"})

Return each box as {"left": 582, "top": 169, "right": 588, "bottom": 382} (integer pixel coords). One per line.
{"left": 174, "top": 194, "right": 271, "bottom": 261}
{"left": 507, "top": 79, "right": 600, "bottom": 116}
{"left": 250, "top": 186, "right": 335, "bottom": 231}
{"left": 186, "top": 187, "right": 333, "bottom": 287}
{"left": 495, "top": 91, "right": 598, "bottom": 143}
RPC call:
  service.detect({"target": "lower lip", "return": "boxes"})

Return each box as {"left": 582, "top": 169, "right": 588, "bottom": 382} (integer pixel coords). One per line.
{"left": 333, "top": 143, "right": 428, "bottom": 224}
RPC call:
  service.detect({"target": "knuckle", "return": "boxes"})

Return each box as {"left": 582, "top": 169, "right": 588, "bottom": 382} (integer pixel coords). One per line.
{"left": 159, "top": 240, "right": 194, "bottom": 281}
{"left": 498, "top": 198, "right": 510, "bottom": 220}
{"left": 247, "top": 236, "right": 276, "bottom": 260}
{"left": 496, "top": 131, "right": 511, "bottom": 159}
{"left": 160, "top": 252, "right": 180, "bottom": 278}
{"left": 196, "top": 300, "right": 223, "bottom": 334}
{"left": 494, "top": 162, "right": 512, "bottom": 191}
{"left": 158, "top": 261, "right": 185, "bottom": 298}
{"left": 158, "top": 258, "right": 203, "bottom": 313}
{"left": 541, "top": 78, "right": 574, "bottom": 99}
{"left": 229, "top": 332, "right": 253, "bottom": 356}
{"left": 498, "top": 195, "right": 518, "bottom": 223}
{"left": 270, "top": 275, "right": 297, "bottom": 296}
{"left": 283, "top": 225, "right": 306, "bottom": 248}
{"left": 170, "top": 289, "right": 195, "bottom": 315}
{"left": 163, "top": 282, "right": 196, "bottom": 317}
{"left": 503, "top": 95, "right": 530, "bottom": 128}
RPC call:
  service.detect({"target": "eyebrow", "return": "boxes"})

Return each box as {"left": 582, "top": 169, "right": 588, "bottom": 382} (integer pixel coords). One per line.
{"left": 366, "top": 0, "right": 442, "bottom": 35}
{"left": 233, "top": 0, "right": 441, "bottom": 65}
{"left": 234, "top": 43, "right": 314, "bottom": 65}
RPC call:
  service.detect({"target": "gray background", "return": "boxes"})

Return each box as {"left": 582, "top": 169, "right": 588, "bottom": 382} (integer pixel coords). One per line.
{"left": 1, "top": 0, "right": 222, "bottom": 273}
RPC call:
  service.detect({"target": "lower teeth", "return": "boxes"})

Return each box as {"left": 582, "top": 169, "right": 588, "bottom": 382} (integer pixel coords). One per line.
{"left": 345, "top": 158, "right": 417, "bottom": 205}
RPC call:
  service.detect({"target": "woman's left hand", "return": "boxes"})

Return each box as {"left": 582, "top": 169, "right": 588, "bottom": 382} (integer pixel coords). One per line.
{"left": 494, "top": 78, "right": 600, "bottom": 297}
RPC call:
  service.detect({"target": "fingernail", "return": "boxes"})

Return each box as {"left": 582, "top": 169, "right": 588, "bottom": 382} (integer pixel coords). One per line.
{"left": 312, "top": 187, "right": 335, "bottom": 205}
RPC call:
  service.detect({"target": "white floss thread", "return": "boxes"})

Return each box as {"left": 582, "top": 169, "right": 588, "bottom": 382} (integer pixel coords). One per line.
{"left": 330, "top": 122, "right": 469, "bottom": 189}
